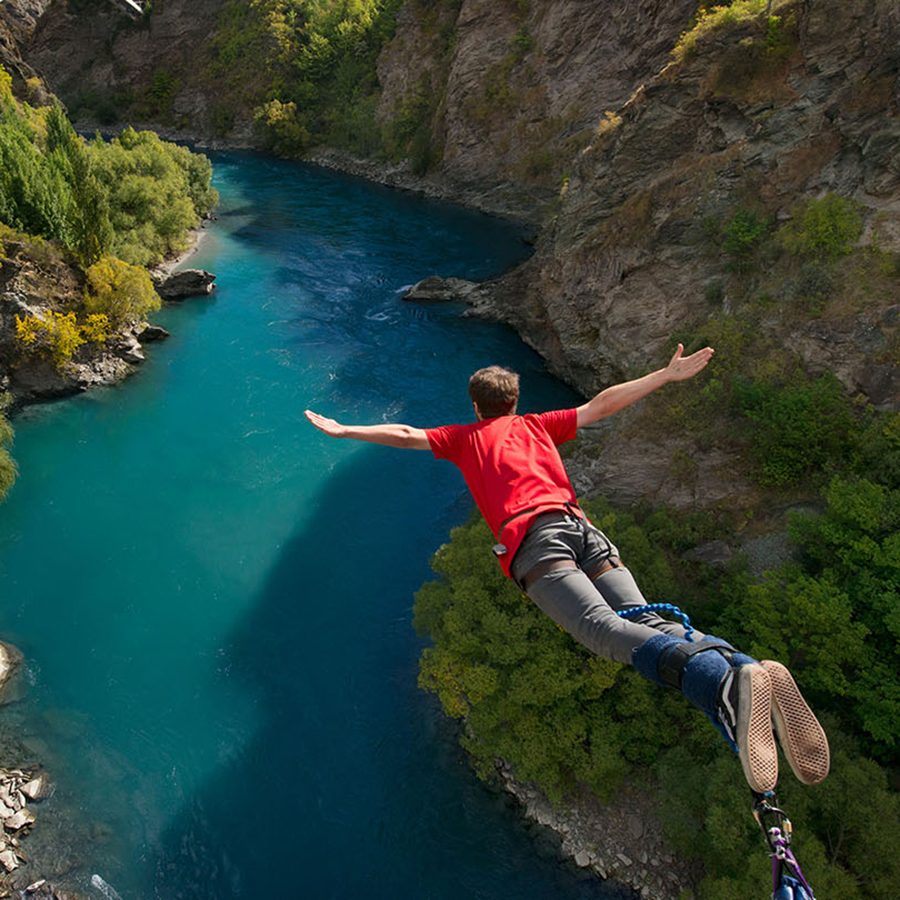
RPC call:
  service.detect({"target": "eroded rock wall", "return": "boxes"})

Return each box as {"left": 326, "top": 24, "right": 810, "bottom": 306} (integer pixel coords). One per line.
{"left": 376, "top": 0, "right": 698, "bottom": 216}
{"left": 0, "top": 0, "right": 51, "bottom": 98}
{"left": 25, "top": 0, "right": 245, "bottom": 139}
{"left": 477, "top": 0, "right": 900, "bottom": 396}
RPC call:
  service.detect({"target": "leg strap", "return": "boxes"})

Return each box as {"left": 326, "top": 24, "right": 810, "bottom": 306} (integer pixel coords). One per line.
{"left": 658, "top": 639, "right": 735, "bottom": 690}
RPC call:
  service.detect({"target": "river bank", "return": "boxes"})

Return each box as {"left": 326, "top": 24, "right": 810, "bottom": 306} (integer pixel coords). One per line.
{"left": 73, "top": 118, "right": 546, "bottom": 228}
{"left": 0, "top": 223, "right": 215, "bottom": 897}
{"left": 0, "top": 219, "right": 213, "bottom": 414}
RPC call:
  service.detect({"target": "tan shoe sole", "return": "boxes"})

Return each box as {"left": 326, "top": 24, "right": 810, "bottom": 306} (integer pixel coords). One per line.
{"left": 761, "top": 660, "right": 830, "bottom": 785}
{"left": 735, "top": 664, "right": 779, "bottom": 793}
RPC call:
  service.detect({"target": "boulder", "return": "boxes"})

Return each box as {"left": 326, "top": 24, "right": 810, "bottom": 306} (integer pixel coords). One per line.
{"left": 402, "top": 276, "right": 478, "bottom": 302}
{"left": 0, "top": 642, "right": 23, "bottom": 704}
{"left": 137, "top": 324, "right": 170, "bottom": 342}
{"left": 20, "top": 777, "right": 47, "bottom": 802}
{"left": 4, "top": 808, "right": 35, "bottom": 831}
{"left": 153, "top": 268, "right": 216, "bottom": 301}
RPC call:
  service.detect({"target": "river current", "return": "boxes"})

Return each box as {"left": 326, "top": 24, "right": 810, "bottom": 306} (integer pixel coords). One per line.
{"left": 0, "top": 153, "right": 632, "bottom": 899}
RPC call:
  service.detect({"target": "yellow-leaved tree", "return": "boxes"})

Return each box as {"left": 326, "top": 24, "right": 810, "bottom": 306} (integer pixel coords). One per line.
{"left": 83, "top": 256, "right": 161, "bottom": 326}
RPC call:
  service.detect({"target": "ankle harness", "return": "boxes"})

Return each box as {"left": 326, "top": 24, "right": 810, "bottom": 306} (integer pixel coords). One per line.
{"left": 657, "top": 639, "right": 735, "bottom": 690}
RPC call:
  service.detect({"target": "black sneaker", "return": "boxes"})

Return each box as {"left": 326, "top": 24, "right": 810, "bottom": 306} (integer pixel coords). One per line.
{"left": 717, "top": 663, "right": 778, "bottom": 793}
{"left": 761, "top": 660, "right": 830, "bottom": 785}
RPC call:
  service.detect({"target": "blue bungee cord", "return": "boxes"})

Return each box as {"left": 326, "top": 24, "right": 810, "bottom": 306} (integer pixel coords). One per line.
{"left": 616, "top": 602, "right": 695, "bottom": 641}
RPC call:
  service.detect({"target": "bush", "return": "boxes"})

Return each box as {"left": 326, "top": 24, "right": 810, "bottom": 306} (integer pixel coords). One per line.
{"left": 217, "top": 0, "right": 403, "bottom": 156}
{"left": 733, "top": 373, "right": 857, "bottom": 486}
{"left": 16, "top": 310, "right": 88, "bottom": 367}
{"left": 673, "top": 0, "right": 770, "bottom": 61}
{"left": 780, "top": 194, "right": 863, "bottom": 260}
{"left": 254, "top": 100, "right": 310, "bottom": 156}
{"left": 0, "top": 414, "right": 16, "bottom": 503}
{"left": 83, "top": 256, "right": 160, "bottom": 326}
{"left": 0, "top": 68, "right": 214, "bottom": 266}
{"left": 383, "top": 78, "right": 435, "bottom": 173}
{"left": 721, "top": 207, "right": 770, "bottom": 269}
{"left": 87, "top": 126, "right": 217, "bottom": 266}
{"left": 783, "top": 260, "right": 834, "bottom": 312}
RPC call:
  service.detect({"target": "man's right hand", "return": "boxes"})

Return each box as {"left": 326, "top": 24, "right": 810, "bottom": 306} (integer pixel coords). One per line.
{"left": 304, "top": 409, "right": 431, "bottom": 449}
{"left": 305, "top": 409, "right": 346, "bottom": 438}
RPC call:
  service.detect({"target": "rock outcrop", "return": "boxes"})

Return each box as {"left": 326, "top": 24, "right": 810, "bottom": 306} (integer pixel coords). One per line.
{"left": 0, "top": 239, "right": 153, "bottom": 408}
{"left": 497, "top": 762, "right": 695, "bottom": 900}
{"left": 0, "top": 0, "right": 51, "bottom": 101}
{"left": 25, "top": 0, "right": 253, "bottom": 143}
{"left": 479, "top": 0, "right": 900, "bottom": 396}
{"left": 152, "top": 267, "right": 216, "bottom": 300}
{"left": 376, "top": 0, "right": 698, "bottom": 218}
{"left": 402, "top": 276, "right": 479, "bottom": 303}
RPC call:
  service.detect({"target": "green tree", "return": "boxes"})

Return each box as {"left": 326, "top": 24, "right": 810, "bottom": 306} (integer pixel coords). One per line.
{"left": 87, "top": 126, "right": 217, "bottom": 265}
{"left": 46, "top": 103, "right": 113, "bottom": 265}
{"left": 0, "top": 121, "right": 72, "bottom": 240}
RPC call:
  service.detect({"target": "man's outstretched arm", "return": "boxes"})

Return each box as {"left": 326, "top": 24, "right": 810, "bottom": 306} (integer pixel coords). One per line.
{"left": 305, "top": 410, "right": 431, "bottom": 450}
{"left": 576, "top": 343, "right": 714, "bottom": 428}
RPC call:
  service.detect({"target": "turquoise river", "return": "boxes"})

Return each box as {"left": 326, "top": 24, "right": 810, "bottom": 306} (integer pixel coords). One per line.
{"left": 0, "top": 153, "right": 634, "bottom": 899}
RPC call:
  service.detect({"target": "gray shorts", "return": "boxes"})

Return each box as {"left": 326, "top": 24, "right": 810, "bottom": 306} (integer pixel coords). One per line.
{"left": 510, "top": 511, "right": 702, "bottom": 664}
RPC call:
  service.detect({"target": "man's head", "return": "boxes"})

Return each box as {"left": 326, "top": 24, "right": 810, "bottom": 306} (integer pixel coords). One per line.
{"left": 468, "top": 366, "right": 520, "bottom": 419}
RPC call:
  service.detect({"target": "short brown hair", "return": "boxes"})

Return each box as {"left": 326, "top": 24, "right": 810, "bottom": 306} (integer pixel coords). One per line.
{"left": 468, "top": 366, "right": 520, "bottom": 418}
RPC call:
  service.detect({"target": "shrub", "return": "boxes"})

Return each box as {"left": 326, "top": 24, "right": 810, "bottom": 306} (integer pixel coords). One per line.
{"left": 16, "top": 310, "right": 87, "bottom": 367}
{"left": 80, "top": 313, "right": 112, "bottom": 344}
{"left": 780, "top": 194, "right": 863, "bottom": 259}
{"left": 783, "top": 260, "right": 833, "bottom": 312}
{"left": 596, "top": 110, "right": 622, "bottom": 139}
{"left": 721, "top": 207, "right": 770, "bottom": 269}
{"left": 0, "top": 69, "right": 213, "bottom": 266}
{"left": 0, "top": 414, "right": 16, "bottom": 503}
{"left": 0, "top": 65, "right": 13, "bottom": 111}
{"left": 673, "top": 0, "right": 769, "bottom": 61}
{"left": 384, "top": 78, "right": 436, "bottom": 173}
{"left": 222, "top": 1, "right": 403, "bottom": 156}
{"left": 15, "top": 305, "right": 112, "bottom": 368}
{"left": 512, "top": 27, "right": 533, "bottom": 58}
{"left": 83, "top": 256, "right": 160, "bottom": 326}
{"left": 733, "top": 373, "right": 857, "bottom": 486}
{"left": 254, "top": 100, "right": 310, "bottom": 156}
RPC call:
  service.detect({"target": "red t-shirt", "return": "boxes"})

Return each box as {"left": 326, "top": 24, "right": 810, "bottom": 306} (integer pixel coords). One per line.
{"left": 426, "top": 409, "right": 579, "bottom": 576}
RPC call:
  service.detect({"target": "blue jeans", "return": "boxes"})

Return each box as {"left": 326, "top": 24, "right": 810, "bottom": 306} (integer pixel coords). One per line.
{"left": 510, "top": 511, "right": 703, "bottom": 664}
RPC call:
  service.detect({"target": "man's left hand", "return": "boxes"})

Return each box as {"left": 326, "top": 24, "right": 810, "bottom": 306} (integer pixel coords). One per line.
{"left": 665, "top": 343, "right": 715, "bottom": 382}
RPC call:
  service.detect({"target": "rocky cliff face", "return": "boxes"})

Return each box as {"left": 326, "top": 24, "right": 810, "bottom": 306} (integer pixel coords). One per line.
{"left": 0, "top": 0, "right": 51, "bottom": 99}
{"left": 25, "top": 0, "right": 248, "bottom": 139}
{"left": 24, "top": 1, "right": 702, "bottom": 219}
{"left": 459, "top": 0, "right": 899, "bottom": 508}
{"left": 478, "top": 0, "right": 899, "bottom": 391}
{"left": 375, "top": 0, "right": 699, "bottom": 217}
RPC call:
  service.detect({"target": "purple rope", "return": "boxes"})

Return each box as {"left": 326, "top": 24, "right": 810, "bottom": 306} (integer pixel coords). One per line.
{"left": 769, "top": 827, "right": 816, "bottom": 899}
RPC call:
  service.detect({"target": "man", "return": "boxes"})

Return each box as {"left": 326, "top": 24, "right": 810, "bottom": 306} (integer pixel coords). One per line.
{"left": 305, "top": 344, "right": 830, "bottom": 793}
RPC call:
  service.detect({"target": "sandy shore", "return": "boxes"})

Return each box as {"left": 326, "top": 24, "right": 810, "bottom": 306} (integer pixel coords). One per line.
{"left": 151, "top": 220, "right": 211, "bottom": 279}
